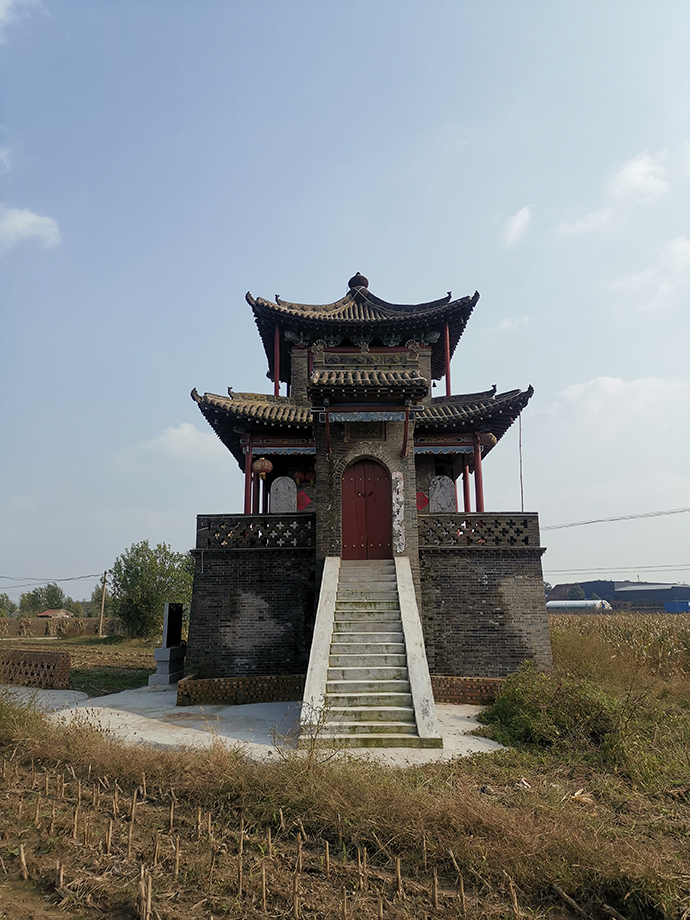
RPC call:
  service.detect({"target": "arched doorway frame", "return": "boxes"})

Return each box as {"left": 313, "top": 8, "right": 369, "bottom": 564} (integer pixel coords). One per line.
{"left": 335, "top": 446, "right": 401, "bottom": 559}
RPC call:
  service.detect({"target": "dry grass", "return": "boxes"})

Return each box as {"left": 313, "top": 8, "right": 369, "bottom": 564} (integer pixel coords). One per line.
{"left": 0, "top": 615, "right": 689, "bottom": 919}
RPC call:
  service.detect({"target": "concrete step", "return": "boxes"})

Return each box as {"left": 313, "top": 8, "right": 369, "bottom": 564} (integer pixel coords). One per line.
{"left": 337, "top": 577, "right": 396, "bottom": 584}
{"left": 330, "top": 641, "right": 405, "bottom": 655}
{"left": 340, "top": 560, "right": 395, "bottom": 568}
{"left": 327, "top": 666, "right": 409, "bottom": 681}
{"left": 337, "top": 589, "right": 398, "bottom": 598}
{"left": 326, "top": 679, "right": 411, "bottom": 694}
{"left": 335, "top": 601, "right": 400, "bottom": 611}
{"left": 323, "top": 719, "right": 416, "bottom": 734}
{"left": 334, "top": 619, "right": 403, "bottom": 631}
{"left": 334, "top": 611, "right": 401, "bottom": 622}
{"left": 326, "top": 694, "right": 413, "bottom": 709}
{"left": 314, "top": 735, "right": 443, "bottom": 749}
{"left": 334, "top": 629, "right": 403, "bottom": 641}
{"left": 329, "top": 653, "right": 407, "bottom": 668}
{"left": 332, "top": 630, "right": 403, "bottom": 643}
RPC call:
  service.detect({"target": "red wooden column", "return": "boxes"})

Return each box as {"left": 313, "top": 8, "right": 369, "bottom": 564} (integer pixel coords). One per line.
{"left": 252, "top": 470, "right": 260, "bottom": 514}
{"left": 444, "top": 320, "right": 451, "bottom": 397}
{"left": 243, "top": 438, "right": 253, "bottom": 515}
{"left": 462, "top": 454, "right": 472, "bottom": 512}
{"left": 273, "top": 324, "right": 281, "bottom": 397}
{"left": 473, "top": 432, "right": 485, "bottom": 513}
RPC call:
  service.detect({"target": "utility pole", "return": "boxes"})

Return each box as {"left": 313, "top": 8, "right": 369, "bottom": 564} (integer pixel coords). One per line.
{"left": 97, "top": 571, "right": 107, "bottom": 637}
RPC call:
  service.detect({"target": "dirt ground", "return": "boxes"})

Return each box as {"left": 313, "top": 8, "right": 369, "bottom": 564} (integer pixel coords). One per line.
{"left": 0, "top": 637, "right": 154, "bottom": 670}
{"left": 0, "top": 755, "right": 501, "bottom": 920}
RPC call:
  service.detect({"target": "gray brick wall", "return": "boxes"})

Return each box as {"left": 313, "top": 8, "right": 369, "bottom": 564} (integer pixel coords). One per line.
{"left": 186, "top": 546, "right": 316, "bottom": 678}
{"left": 419, "top": 545, "right": 552, "bottom": 677}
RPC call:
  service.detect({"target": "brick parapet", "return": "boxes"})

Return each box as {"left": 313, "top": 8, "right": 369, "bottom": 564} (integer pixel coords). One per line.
{"left": 0, "top": 649, "right": 70, "bottom": 689}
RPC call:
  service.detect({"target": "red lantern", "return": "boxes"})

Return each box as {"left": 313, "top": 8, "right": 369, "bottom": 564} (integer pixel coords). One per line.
{"left": 252, "top": 457, "right": 273, "bottom": 480}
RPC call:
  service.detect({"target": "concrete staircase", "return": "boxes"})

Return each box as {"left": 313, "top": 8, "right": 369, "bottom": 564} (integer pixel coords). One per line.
{"left": 300, "top": 558, "right": 442, "bottom": 749}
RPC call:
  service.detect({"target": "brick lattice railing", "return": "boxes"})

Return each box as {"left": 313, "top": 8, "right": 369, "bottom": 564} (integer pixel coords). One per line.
{"left": 430, "top": 676, "right": 503, "bottom": 704}
{"left": 418, "top": 512, "right": 541, "bottom": 548}
{"left": 177, "top": 674, "right": 306, "bottom": 706}
{"left": 177, "top": 674, "right": 502, "bottom": 707}
{"left": 196, "top": 513, "right": 316, "bottom": 550}
{"left": 0, "top": 649, "right": 70, "bottom": 690}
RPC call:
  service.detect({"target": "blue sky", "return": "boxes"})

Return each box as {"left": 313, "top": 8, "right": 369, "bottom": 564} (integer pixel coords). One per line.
{"left": 1, "top": 1, "right": 689, "bottom": 603}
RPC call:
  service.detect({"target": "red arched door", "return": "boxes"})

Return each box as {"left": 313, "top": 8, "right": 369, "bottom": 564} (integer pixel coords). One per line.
{"left": 341, "top": 459, "right": 393, "bottom": 560}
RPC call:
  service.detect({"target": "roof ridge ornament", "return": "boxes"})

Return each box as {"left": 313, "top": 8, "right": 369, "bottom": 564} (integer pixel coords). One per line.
{"left": 348, "top": 272, "right": 369, "bottom": 290}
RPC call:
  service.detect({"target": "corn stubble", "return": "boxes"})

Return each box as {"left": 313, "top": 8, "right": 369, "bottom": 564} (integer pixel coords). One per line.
{"left": 0, "top": 613, "right": 688, "bottom": 919}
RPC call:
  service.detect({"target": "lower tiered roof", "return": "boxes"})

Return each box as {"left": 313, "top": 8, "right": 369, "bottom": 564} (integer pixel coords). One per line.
{"left": 191, "top": 385, "right": 533, "bottom": 468}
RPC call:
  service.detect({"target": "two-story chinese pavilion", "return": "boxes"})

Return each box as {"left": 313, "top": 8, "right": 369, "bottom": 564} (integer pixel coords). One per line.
{"left": 184, "top": 274, "right": 551, "bottom": 748}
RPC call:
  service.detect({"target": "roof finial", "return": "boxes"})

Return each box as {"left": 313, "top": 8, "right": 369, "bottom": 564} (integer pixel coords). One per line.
{"left": 348, "top": 272, "right": 369, "bottom": 290}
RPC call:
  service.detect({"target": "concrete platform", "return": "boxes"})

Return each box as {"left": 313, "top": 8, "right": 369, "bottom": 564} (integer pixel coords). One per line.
{"left": 0, "top": 683, "right": 503, "bottom": 767}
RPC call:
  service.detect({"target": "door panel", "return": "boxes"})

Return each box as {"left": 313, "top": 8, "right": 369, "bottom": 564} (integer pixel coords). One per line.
{"left": 341, "top": 460, "right": 392, "bottom": 560}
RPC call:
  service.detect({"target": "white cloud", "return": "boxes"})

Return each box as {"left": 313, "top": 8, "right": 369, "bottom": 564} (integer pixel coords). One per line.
{"left": 607, "top": 151, "right": 668, "bottom": 202}
{"left": 0, "top": 204, "right": 60, "bottom": 251}
{"left": 545, "top": 375, "right": 690, "bottom": 435}
{"left": 611, "top": 235, "right": 690, "bottom": 311}
{"left": 557, "top": 206, "right": 612, "bottom": 236}
{"left": 0, "top": 147, "right": 9, "bottom": 172}
{"left": 502, "top": 205, "right": 531, "bottom": 245}
{"left": 117, "top": 423, "right": 229, "bottom": 470}
{"left": 0, "top": 0, "right": 36, "bottom": 41}
{"left": 486, "top": 316, "right": 530, "bottom": 332}
{"left": 557, "top": 149, "right": 669, "bottom": 237}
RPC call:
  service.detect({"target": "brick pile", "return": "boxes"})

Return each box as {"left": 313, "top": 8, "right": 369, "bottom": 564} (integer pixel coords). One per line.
{"left": 0, "top": 649, "right": 70, "bottom": 690}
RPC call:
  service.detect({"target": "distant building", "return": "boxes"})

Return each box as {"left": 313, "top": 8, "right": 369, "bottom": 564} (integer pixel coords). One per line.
{"left": 37, "top": 608, "right": 72, "bottom": 619}
{"left": 547, "top": 581, "right": 690, "bottom": 607}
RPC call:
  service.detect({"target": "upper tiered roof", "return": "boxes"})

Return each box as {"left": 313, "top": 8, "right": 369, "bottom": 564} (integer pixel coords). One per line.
{"left": 247, "top": 273, "right": 479, "bottom": 384}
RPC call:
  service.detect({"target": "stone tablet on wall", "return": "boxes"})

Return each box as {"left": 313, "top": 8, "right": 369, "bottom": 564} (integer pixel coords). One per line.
{"left": 428, "top": 475, "right": 456, "bottom": 513}
{"left": 270, "top": 476, "right": 297, "bottom": 513}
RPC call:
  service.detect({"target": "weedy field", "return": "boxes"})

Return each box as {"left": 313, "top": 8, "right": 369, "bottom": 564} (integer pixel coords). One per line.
{"left": 0, "top": 614, "right": 689, "bottom": 920}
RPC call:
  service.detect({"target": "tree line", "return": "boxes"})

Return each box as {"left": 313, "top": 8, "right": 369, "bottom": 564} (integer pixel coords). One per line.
{"left": 0, "top": 541, "right": 194, "bottom": 639}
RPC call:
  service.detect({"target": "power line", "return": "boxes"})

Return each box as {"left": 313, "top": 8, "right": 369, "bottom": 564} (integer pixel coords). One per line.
{"left": 542, "top": 507, "right": 690, "bottom": 531}
{"left": 0, "top": 573, "right": 104, "bottom": 591}
{"left": 544, "top": 563, "right": 690, "bottom": 576}
{"left": 0, "top": 574, "right": 103, "bottom": 581}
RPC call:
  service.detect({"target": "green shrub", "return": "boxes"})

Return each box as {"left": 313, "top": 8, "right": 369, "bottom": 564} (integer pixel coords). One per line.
{"left": 479, "top": 662, "right": 622, "bottom": 760}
